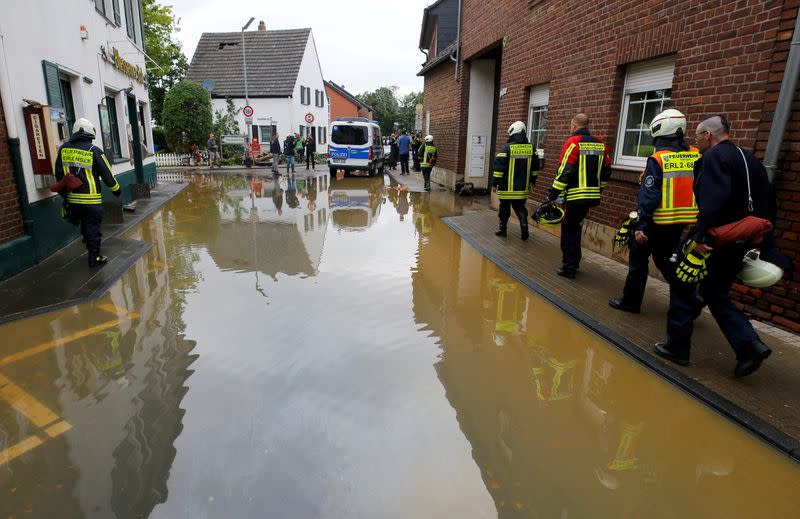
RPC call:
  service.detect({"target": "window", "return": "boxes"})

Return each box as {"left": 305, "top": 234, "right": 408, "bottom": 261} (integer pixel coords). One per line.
{"left": 138, "top": 103, "right": 148, "bottom": 148}
{"left": 320, "top": 127, "right": 327, "bottom": 144}
{"left": 331, "top": 125, "right": 367, "bottom": 145}
{"left": 105, "top": 94, "right": 122, "bottom": 159}
{"left": 527, "top": 84, "right": 549, "bottom": 156}
{"left": 123, "top": 0, "right": 142, "bottom": 43}
{"left": 315, "top": 89, "right": 324, "bottom": 107}
{"left": 124, "top": 0, "right": 135, "bottom": 40}
{"left": 95, "top": 0, "right": 106, "bottom": 17}
{"left": 300, "top": 86, "right": 313, "bottom": 105}
{"left": 615, "top": 56, "right": 675, "bottom": 167}
{"left": 112, "top": 0, "right": 121, "bottom": 25}
{"left": 299, "top": 124, "right": 305, "bottom": 137}
{"left": 59, "top": 75, "right": 76, "bottom": 137}
{"left": 259, "top": 125, "right": 272, "bottom": 143}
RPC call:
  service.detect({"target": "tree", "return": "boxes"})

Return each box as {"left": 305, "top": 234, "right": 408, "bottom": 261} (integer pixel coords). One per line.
{"left": 212, "top": 99, "right": 243, "bottom": 163}
{"left": 163, "top": 80, "right": 212, "bottom": 152}
{"left": 398, "top": 91, "right": 424, "bottom": 133}
{"left": 356, "top": 86, "right": 400, "bottom": 135}
{"left": 143, "top": 0, "right": 189, "bottom": 126}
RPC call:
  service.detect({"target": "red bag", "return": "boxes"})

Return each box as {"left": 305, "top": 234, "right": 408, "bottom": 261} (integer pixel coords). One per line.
{"left": 49, "top": 173, "right": 84, "bottom": 193}
{"left": 707, "top": 215, "right": 772, "bottom": 248}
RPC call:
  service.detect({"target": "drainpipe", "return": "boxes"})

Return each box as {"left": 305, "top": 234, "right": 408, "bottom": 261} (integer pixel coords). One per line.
{"left": 0, "top": 25, "right": 35, "bottom": 240}
{"left": 449, "top": 0, "right": 462, "bottom": 82}
{"left": 764, "top": 11, "right": 800, "bottom": 183}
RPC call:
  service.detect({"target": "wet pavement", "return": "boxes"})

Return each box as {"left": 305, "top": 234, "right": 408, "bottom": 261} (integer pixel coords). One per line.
{"left": 1, "top": 170, "right": 799, "bottom": 518}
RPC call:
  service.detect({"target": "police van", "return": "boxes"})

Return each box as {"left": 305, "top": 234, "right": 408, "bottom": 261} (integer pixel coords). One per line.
{"left": 328, "top": 118, "right": 385, "bottom": 176}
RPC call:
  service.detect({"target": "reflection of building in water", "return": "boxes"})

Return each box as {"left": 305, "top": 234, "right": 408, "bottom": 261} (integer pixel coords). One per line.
{"left": 208, "top": 173, "right": 331, "bottom": 276}
{"left": 11, "top": 211, "right": 201, "bottom": 518}
{"left": 329, "top": 175, "right": 384, "bottom": 230}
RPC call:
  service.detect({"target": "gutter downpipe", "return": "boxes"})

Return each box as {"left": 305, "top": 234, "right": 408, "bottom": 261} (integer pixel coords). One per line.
{"left": 764, "top": 11, "right": 800, "bottom": 183}
{"left": 450, "top": 0, "right": 462, "bottom": 82}
{"left": 0, "top": 26, "right": 35, "bottom": 240}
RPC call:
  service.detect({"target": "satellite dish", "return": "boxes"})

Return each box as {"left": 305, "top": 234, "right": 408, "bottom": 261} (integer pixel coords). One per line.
{"left": 202, "top": 79, "right": 216, "bottom": 92}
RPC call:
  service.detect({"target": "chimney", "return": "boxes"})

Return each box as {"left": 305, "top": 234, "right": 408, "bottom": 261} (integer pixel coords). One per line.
{"left": 258, "top": 20, "right": 266, "bottom": 32}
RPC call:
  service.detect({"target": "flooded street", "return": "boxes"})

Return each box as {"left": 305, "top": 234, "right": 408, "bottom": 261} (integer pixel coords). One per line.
{"left": 1, "top": 172, "right": 799, "bottom": 518}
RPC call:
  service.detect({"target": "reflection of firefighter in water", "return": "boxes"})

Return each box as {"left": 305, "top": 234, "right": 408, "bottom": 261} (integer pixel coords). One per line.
{"left": 413, "top": 194, "right": 432, "bottom": 236}
{"left": 528, "top": 345, "right": 578, "bottom": 404}
{"left": 85, "top": 329, "right": 133, "bottom": 382}
{"left": 483, "top": 277, "right": 529, "bottom": 347}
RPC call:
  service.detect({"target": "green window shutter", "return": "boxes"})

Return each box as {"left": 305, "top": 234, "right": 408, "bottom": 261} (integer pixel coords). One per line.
{"left": 94, "top": 0, "right": 105, "bottom": 15}
{"left": 112, "top": 0, "right": 121, "bottom": 25}
{"left": 137, "top": 0, "right": 145, "bottom": 47}
{"left": 42, "top": 60, "right": 63, "bottom": 108}
{"left": 123, "top": 0, "right": 134, "bottom": 40}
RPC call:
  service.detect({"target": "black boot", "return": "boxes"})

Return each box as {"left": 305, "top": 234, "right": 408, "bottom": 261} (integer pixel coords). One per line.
{"left": 609, "top": 297, "right": 641, "bottom": 314}
{"left": 89, "top": 251, "right": 108, "bottom": 268}
{"left": 495, "top": 223, "right": 507, "bottom": 237}
{"left": 520, "top": 222, "right": 529, "bottom": 241}
{"left": 734, "top": 340, "right": 772, "bottom": 378}
{"left": 654, "top": 342, "right": 690, "bottom": 366}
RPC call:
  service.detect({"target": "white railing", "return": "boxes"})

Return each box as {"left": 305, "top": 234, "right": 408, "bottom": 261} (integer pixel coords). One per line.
{"left": 154, "top": 153, "right": 192, "bottom": 167}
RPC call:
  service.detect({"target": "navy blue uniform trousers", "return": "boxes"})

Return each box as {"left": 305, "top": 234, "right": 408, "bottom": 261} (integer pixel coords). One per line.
{"left": 67, "top": 204, "right": 103, "bottom": 252}
{"left": 560, "top": 204, "right": 590, "bottom": 272}
{"left": 667, "top": 243, "right": 758, "bottom": 355}
{"left": 622, "top": 224, "right": 686, "bottom": 307}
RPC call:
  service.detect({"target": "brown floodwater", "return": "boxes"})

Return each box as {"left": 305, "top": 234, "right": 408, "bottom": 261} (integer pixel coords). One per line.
{"left": 0, "top": 171, "right": 798, "bottom": 518}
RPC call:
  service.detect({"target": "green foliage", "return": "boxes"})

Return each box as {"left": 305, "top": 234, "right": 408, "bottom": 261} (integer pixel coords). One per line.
{"left": 163, "top": 80, "right": 212, "bottom": 152}
{"left": 152, "top": 126, "right": 167, "bottom": 150}
{"left": 211, "top": 99, "right": 244, "bottom": 163}
{"left": 143, "top": 0, "right": 189, "bottom": 126}
{"left": 356, "top": 86, "right": 423, "bottom": 135}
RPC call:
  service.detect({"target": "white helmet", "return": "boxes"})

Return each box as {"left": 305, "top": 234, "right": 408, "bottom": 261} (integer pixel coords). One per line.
{"left": 649, "top": 109, "right": 686, "bottom": 138}
{"left": 425, "top": 135, "right": 434, "bottom": 143}
{"left": 73, "top": 117, "right": 96, "bottom": 138}
{"left": 508, "top": 121, "right": 526, "bottom": 136}
{"left": 738, "top": 250, "right": 784, "bottom": 288}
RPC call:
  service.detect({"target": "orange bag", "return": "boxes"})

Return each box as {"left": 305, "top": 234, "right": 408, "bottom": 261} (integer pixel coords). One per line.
{"left": 707, "top": 216, "right": 772, "bottom": 248}
{"left": 49, "top": 173, "right": 83, "bottom": 193}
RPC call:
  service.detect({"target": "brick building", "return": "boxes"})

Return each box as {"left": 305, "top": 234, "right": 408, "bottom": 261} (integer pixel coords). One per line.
{"left": 0, "top": 87, "right": 24, "bottom": 248}
{"left": 419, "top": 0, "right": 800, "bottom": 329}
{"left": 325, "top": 81, "right": 373, "bottom": 122}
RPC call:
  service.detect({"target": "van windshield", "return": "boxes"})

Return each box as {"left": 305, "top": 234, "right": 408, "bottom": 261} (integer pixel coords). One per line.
{"left": 332, "top": 125, "right": 368, "bottom": 145}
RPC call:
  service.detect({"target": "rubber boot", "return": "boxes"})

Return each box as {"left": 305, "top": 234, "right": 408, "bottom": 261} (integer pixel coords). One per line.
{"left": 520, "top": 222, "right": 529, "bottom": 241}
{"left": 495, "top": 222, "right": 507, "bottom": 237}
{"left": 89, "top": 250, "right": 108, "bottom": 268}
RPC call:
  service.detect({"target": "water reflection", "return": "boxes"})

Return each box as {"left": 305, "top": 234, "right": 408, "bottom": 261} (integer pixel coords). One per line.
{"left": 329, "top": 174, "right": 384, "bottom": 230}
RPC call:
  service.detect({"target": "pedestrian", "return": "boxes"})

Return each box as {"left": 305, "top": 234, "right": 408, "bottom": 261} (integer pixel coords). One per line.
{"left": 544, "top": 113, "right": 612, "bottom": 278}
{"left": 390, "top": 133, "right": 399, "bottom": 170}
{"left": 655, "top": 115, "right": 776, "bottom": 377}
{"left": 295, "top": 133, "right": 305, "bottom": 162}
{"left": 492, "top": 121, "right": 539, "bottom": 241}
{"left": 207, "top": 132, "right": 220, "bottom": 169}
{"left": 284, "top": 134, "right": 296, "bottom": 174}
{"left": 418, "top": 134, "right": 437, "bottom": 191}
{"left": 305, "top": 132, "right": 316, "bottom": 170}
{"left": 52, "top": 117, "right": 122, "bottom": 267}
{"left": 397, "top": 130, "right": 412, "bottom": 175}
{"left": 412, "top": 132, "right": 422, "bottom": 172}
{"left": 609, "top": 109, "right": 700, "bottom": 314}
{"left": 270, "top": 132, "right": 282, "bottom": 175}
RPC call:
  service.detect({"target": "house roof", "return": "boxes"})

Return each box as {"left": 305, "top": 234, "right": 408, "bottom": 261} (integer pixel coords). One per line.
{"left": 417, "top": 42, "right": 456, "bottom": 76}
{"left": 419, "top": 0, "right": 450, "bottom": 50}
{"left": 186, "top": 28, "right": 311, "bottom": 98}
{"left": 324, "top": 81, "right": 372, "bottom": 112}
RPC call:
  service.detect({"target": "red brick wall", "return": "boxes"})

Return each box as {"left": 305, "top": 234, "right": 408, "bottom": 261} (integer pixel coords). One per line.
{"left": 0, "top": 88, "right": 24, "bottom": 244}
{"left": 325, "top": 85, "right": 359, "bottom": 123}
{"left": 422, "top": 0, "right": 800, "bottom": 328}
{"left": 422, "top": 60, "right": 470, "bottom": 177}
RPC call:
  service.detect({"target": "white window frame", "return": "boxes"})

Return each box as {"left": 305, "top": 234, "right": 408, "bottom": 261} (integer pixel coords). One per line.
{"left": 615, "top": 56, "right": 676, "bottom": 168}
{"left": 527, "top": 83, "right": 549, "bottom": 158}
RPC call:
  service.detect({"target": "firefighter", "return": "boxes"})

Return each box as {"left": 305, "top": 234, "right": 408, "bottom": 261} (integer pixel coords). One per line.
{"left": 655, "top": 115, "right": 775, "bottom": 377}
{"left": 609, "top": 109, "right": 700, "bottom": 313}
{"left": 544, "top": 114, "right": 612, "bottom": 278}
{"left": 419, "top": 135, "right": 437, "bottom": 191}
{"left": 54, "top": 117, "right": 121, "bottom": 267}
{"left": 492, "top": 121, "right": 539, "bottom": 240}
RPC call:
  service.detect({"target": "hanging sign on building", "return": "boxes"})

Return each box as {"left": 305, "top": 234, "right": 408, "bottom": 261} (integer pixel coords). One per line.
{"left": 111, "top": 47, "right": 145, "bottom": 84}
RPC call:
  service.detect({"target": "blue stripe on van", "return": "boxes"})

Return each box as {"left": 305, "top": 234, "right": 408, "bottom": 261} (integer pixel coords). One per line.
{"left": 329, "top": 145, "right": 370, "bottom": 160}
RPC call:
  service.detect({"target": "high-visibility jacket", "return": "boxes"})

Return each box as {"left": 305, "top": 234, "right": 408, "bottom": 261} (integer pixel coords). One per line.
{"left": 420, "top": 144, "right": 437, "bottom": 168}
{"left": 492, "top": 133, "right": 540, "bottom": 200}
{"left": 551, "top": 128, "right": 612, "bottom": 205}
{"left": 54, "top": 134, "right": 120, "bottom": 204}
{"left": 635, "top": 137, "right": 700, "bottom": 229}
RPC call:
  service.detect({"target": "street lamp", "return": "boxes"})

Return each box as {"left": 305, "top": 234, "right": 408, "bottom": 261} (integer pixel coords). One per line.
{"left": 241, "top": 17, "right": 255, "bottom": 140}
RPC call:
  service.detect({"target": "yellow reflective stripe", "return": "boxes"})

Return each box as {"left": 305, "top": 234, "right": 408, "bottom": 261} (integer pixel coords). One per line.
{"left": 554, "top": 143, "right": 575, "bottom": 190}
{"left": 101, "top": 153, "right": 113, "bottom": 172}
{"left": 61, "top": 148, "right": 93, "bottom": 166}
{"left": 496, "top": 152, "right": 508, "bottom": 158}
{"left": 493, "top": 171, "right": 504, "bottom": 178}
{"left": 579, "top": 155, "right": 587, "bottom": 188}
{"left": 86, "top": 169, "right": 97, "bottom": 194}
{"left": 497, "top": 192, "right": 529, "bottom": 199}
{"left": 110, "top": 181, "right": 121, "bottom": 192}
{"left": 509, "top": 144, "right": 533, "bottom": 157}
{"left": 508, "top": 155, "right": 515, "bottom": 191}
{"left": 553, "top": 180, "right": 567, "bottom": 190}
{"left": 578, "top": 142, "right": 605, "bottom": 151}
{"left": 66, "top": 193, "right": 102, "bottom": 199}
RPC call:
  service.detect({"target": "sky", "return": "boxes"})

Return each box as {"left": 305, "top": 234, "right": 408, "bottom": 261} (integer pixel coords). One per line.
{"left": 168, "top": 0, "right": 433, "bottom": 97}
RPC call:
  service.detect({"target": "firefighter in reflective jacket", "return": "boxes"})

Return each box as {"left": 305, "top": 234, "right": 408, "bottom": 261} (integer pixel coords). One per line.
{"left": 419, "top": 135, "right": 437, "bottom": 191}
{"left": 492, "top": 121, "right": 539, "bottom": 241}
{"left": 54, "top": 117, "right": 121, "bottom": 267}
{"left": 545, "top": 114, "right": 612, "bottom": 278}
{"left": 609, "top": 109, "right": 700, "bottom": 314}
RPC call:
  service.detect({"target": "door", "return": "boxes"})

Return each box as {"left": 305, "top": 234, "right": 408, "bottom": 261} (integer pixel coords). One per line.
{"left": 127, "top": 93, "right": 144, "bottom": 184}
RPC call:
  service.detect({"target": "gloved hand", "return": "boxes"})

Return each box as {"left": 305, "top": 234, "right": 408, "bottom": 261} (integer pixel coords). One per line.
{"left": 546, "top": 188, "right": 560, "bottom": 203}
{"left": 675, "top": 245, "right": 710, "bottom": 284}
{"left": 113, "top": 189, "right": 121, "bottom": 197}
{"left": 613, "top": 211, "right": 638, "bottom": 249}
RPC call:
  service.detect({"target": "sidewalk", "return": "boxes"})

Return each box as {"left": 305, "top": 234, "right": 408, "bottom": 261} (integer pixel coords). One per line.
{"left": 386, "top": 168, "right": 447, "bottom": 192}
{"left": 443, "top": 210, "right": 800, "bottom": 461}
{"left": 0, "top": 182, "right": 187, "bottom": 325}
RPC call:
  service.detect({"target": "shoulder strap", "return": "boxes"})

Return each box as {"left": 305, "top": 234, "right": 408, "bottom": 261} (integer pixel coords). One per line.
{"left": 736, "top": 146, "right": 754, "bottom": 213}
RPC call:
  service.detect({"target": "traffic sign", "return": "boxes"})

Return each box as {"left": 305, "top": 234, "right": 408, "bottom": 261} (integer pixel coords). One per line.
{"left": 243, "top": 105, "right": 254, "bottom": 117}
{"left": 305, "top": 113, "right": 315, "bottom": 124}
{"left": 221, "top": 134, "right": 247, "bottom": 145}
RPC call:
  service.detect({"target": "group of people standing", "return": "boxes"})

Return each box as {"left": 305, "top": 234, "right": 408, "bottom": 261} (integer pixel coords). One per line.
{"left": 387, "top": 131, "right": 425, "bottom": 174}
{"left": 268, "top": 132, "right": 317, "bottom": 174}
{"left": 491, "top": 110, "right": 780, "bottom": 378}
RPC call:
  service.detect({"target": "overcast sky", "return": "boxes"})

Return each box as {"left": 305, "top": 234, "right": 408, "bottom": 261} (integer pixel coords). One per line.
{"left": 168, "top": 0, "right": 433, "bottom": 97}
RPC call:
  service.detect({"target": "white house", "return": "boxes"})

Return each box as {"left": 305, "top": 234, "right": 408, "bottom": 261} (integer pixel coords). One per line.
{"left": 0, "top": 0, "right": 155, "bottom": 279}
{"left": 186, "top": 22, "right": 329, "bottom": 153}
